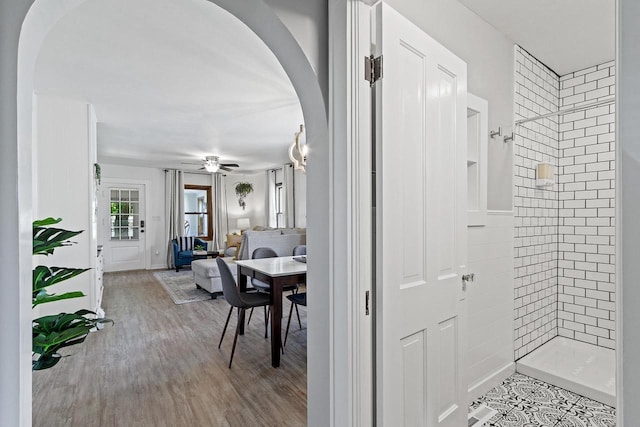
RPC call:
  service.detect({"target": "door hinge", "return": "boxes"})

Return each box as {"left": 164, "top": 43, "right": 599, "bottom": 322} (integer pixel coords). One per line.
{"left": 365, "top": 290, "right": 370, "bottom": 316}
{"left": 364, "top": 55, "right": 383, "bottom": 86}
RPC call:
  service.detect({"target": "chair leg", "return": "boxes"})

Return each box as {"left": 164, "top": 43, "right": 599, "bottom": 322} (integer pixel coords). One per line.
{"left": 229, "top": 308, "right": 245, "bottom": 369}
{"left": 219, "top": 306, "right": 233, "bottom": 349}
{"left": 291, "top": 290, "right": 302, "bottom": 329}
{"left": 247, "top": 307, "right": 254, "bottom": 325}
{"left": 264, "top": 305, "right": 269, "bottom": 339}
{"left": 284, "top": 300, "right": 295, "bottom": 348}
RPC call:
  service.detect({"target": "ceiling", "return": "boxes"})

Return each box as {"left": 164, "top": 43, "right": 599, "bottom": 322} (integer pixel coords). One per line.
{"left": 35, "top": 0, "right": 615, "bottom": 172}
{"left": 35, "top": 0, "right": 303, "bottom": 173}
{"left": 458, "top": 0, "right": 615, "bottom": 76}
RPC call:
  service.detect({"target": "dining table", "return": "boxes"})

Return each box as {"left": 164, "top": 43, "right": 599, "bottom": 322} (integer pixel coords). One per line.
{"left": 235, "top": 256, "right": 307, "bottom": 367}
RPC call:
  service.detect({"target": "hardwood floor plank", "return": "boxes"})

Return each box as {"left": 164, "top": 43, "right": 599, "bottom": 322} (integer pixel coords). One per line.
{"left": 33, "top": 270, "right": 307, "bottom": 426}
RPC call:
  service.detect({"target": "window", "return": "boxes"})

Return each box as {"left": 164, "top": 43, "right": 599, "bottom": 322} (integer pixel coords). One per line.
{"left": 184, "top": 185, "right": 212, "bottom": 240}
{"left": 110, "top": 188, "right": 140, "bottom": 240}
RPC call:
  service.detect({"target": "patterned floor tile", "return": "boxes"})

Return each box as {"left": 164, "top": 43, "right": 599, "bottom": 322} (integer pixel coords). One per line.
{"left": 525, "top": 382, "right": 581, "bottom": 411}
{"left": 470, "top": 395, "right": 516, "bottom": 418}
{"left": 558, "top": 397, "right": 616, "bottom": 427}
{"left": 469, "top": 374, "right": 616, "bottom": 427}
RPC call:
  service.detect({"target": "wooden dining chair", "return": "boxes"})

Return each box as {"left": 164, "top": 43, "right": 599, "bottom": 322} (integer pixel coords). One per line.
{"left": 216, "top": 257, "right": 271, "bottom": 368}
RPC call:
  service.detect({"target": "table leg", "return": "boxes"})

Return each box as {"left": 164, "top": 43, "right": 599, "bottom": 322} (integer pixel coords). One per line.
{"left": 270, "top": 279, "right": 283, "bottom": 367}
{"left": 237, "top": 265, "right": 246, "bottom": 335}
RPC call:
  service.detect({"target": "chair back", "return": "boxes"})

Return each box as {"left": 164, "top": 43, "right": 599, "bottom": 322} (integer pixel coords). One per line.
{"left": 216, "top": 258, "right": 244, "bottom": 308}
{"left": 292, "top": 245, "right": 307, "bottom": 256}
{"left": 251, "top": 247, "right": 278, "bottom": 289}
{"left": 252, "top": 247, "right": 278, "bottom": 259}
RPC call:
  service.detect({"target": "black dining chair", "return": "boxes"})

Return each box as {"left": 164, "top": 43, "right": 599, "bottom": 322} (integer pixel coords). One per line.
{"left": 292, "top": 245, "right": 306, "bottom": 256}
{"left": 216, "top": 257, "right": 271, "bottom": 368}
{"left": 284, "top": 292, "right": 307, "bottom": 347}
{"left": 247, "top": 247, "right": 300, "bottom": 335}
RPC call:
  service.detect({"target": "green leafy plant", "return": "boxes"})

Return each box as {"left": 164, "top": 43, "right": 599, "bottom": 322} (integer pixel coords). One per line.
{"left": 234, "top": 182, "right": 253, "bottom": 210}
{"left": 194, "top": 244, "right": 205, "bottom": 251}
{"left": 32, "top": 217, "right": 112, "bottom": 370}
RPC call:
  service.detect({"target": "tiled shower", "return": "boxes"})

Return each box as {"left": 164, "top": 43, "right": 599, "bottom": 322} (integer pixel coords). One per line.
{"left": 511, "top": 45, "right": 616, "bottom": 404}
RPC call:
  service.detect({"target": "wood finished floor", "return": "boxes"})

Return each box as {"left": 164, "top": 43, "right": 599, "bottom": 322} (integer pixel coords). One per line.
{"left": 33, "top": 270, "right": 308, "bottom": 427}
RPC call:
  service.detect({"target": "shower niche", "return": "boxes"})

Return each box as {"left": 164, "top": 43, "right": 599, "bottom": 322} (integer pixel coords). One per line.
{"left": 467, "top": 93, "right": 488, "bottom": 227}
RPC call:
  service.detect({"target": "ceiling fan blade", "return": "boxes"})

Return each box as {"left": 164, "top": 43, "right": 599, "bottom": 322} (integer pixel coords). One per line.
{"left": 180, "top": 162, "right": 202, "bottom": 165}
{"left": 220, "top": 163, "right": 239, "bottom": 168}
{"left": 219, "top": 166, "right": 233, "bottom": 172}
{"left": 198, "top": 167, "right": 205, "bottom": 170}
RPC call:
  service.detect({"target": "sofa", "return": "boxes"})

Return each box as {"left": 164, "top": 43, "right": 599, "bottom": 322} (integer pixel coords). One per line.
{"left": 172, "top": 237, "right": 208, "bottom": 272}
{"left": 192, "top": 228, "right": 306, "bottom": 296}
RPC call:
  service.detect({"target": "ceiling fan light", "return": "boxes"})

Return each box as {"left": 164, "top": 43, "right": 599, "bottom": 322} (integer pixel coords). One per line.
{"left": 204, "top": 160, "right": 219, "bottom": 173}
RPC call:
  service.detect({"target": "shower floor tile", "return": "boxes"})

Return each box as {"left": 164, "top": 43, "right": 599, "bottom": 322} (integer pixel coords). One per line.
{"left": 470, "top": 373, "right": 616, "bottom": 426}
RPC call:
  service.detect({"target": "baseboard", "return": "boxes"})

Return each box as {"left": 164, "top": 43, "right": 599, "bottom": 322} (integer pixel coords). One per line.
{"left": 468, "top": 362, "right": 516, "bottom": 402}
{"left": 150, "top": 264, "right": 167, "bottom": 270}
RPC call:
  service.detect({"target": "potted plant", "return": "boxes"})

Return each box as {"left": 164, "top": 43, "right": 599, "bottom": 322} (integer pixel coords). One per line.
{"left": 235, "top": 182, "right": 254, "bottom": 210}
{"left": 32, "top": 217, "right": 112, "bottom": 370}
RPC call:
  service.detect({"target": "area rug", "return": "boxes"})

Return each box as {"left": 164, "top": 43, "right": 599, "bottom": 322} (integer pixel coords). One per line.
{"left": 153, "top": 270, "right": 212, "bottom": 305}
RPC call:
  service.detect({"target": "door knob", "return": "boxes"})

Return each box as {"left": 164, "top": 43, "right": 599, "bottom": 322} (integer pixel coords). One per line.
{"left": 461, "top": 273, "right": 475, "bottom": 291}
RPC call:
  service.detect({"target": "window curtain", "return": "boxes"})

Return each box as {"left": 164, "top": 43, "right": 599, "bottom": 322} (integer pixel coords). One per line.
{"left": 266, "top": 170, "right": 277, "bottom": 228}
{"left": 211, "top": 172, "right": 228, "bottom": 251}
{"left": 282, "top": 163, "right": 296, "bottom": 228}
{"left": 165, "top": 169, "right": 185, "bottom": 268}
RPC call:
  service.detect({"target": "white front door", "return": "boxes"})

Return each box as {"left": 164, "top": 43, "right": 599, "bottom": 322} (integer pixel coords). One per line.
{"left": 374, "top": 3, "right": 468, "bottom": 426}
{"left": 101, "top": 183, "right": 146, "bottom": 272}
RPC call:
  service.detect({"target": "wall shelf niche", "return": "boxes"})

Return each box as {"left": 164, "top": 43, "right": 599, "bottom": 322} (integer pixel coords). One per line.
{"left": 467, "top": 93, "right": 488, "bottom": 227}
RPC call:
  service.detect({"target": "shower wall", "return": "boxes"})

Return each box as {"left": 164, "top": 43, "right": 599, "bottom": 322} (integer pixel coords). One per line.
{"left": 513, "top": 46, "right": 560, "bottom": 360}
{"left": 557, "top": 63, "right": 616, "bottom": 349}
{"left": 513, "top": 45, "right": 617, "bottom": 359}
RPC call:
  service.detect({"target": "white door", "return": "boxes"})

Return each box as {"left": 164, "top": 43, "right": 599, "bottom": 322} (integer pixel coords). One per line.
{"left": 374, "top": 3, "right": 468, "bottom": 426}
{"left": 101, "top": 183, "right": 146, "bottom": 272}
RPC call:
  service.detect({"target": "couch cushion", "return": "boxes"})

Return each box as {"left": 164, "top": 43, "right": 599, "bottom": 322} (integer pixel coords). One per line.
{"left": 176, "top": 236, "right": 195, "bottom": 251}
{"left": 192, "top": 257, "right": 236, "bottom": 278}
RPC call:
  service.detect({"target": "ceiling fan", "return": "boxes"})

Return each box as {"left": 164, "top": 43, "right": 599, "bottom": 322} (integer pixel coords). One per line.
{"left": 181, "top": 156, "right": 239, "bottom": 173}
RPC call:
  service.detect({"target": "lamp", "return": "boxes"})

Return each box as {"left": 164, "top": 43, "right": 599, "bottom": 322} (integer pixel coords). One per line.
{"left": 237, "top": 217, "right": 251, "bottom": 231}
{"left": 204, "top": 157, "right": 220, "bottom": 173}
{"left": 288, "top": 124, "right": 307, "bottom": 173}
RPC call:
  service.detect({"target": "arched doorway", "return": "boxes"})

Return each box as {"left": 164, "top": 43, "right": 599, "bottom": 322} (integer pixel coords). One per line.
{"left": 10, "top": 0, "right": 330, "bottom": 424}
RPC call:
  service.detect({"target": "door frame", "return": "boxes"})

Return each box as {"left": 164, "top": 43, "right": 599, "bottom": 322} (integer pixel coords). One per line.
{"left": 100, "top": 178, "right": 151, "bottom": 271}
{"left": 12, "top": 1, "right": 333, "bottom": 426}
{"left": 328, "top": 0, "right": 375, "bottom": 424}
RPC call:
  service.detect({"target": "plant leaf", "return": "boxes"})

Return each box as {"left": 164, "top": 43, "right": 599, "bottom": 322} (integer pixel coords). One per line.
{"left": 33, "top": 290, "right": 86, "bottom": 308}
{"left": 33, "top": 265, "right": 90, "bottom": 292}
{"left": 33, "top": 354, "right": 62, "bottom": 370}
{"left": 33, "top": 225, "right": 83, "bottom": 256}
{"left": 33, "top": 217, "right": 62, "bottom": 227}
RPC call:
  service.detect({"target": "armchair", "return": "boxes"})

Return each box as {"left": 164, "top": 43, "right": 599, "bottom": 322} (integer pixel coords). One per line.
{"left": 172, "top": 237, "right": 208, "bottom": 272}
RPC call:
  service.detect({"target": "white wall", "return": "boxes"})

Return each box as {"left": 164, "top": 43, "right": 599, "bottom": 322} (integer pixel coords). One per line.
{"left": 34, "top": 94, "right": 97, "bottom": 316}
{"left": 384, "top": 0, "right": 514, "bottom": 211}
{"left": 620, "top": 0, "right": 640, "bottom": 419}
{"left": 466, "top": 213, "right": 515, "bottom": 399}
{"left": 557, "top": 62, "right": 616, "bottom": 350}
{"left": 100, "top": 164, "right": 166, "bottom": 269}
{"left": 513, "top": 46, "right": 560, "bottom": 360}
{"left": 224, "top": 171, "right": 267, "bottom": 231}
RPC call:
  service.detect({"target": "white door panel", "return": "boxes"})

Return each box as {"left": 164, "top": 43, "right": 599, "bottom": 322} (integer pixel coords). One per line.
{"left": 375, "top": 3, "right": 468, "bottom": 426}
{"left": 101, "top": 183, "right": 146, "bottom": 272}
